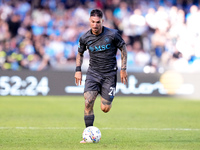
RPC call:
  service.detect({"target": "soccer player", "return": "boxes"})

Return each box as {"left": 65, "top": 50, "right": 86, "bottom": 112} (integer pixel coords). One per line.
{"left": 74, "top": 9, "right": 128, "bottom": 143}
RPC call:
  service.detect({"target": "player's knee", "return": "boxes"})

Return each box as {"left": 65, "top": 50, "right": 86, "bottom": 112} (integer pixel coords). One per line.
{"left": 102, "top": 108, "right": 110, "bottom": 113}
{"left": 101, "top": 104, "right": 111, "bottom": 113}
{"left": 101, "top": 98, "right": 112, "bottom": 113}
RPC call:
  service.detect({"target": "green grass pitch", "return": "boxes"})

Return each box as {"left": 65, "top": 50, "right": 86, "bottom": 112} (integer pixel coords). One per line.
{"left": 0, "top": 96, "right": 200, "bottom": 150}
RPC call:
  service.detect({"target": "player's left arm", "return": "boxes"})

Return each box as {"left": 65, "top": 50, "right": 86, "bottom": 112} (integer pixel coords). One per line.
{"left": 119, "top": 44, "right": 128, "bottom": 84}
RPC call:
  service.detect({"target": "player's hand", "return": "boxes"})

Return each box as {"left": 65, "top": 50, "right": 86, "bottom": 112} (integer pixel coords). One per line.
{"left": 74, "top": 71, "right": 82, "bottom": 86}
{"left": 120, "top": 70, "right": 128, "bottom": 85}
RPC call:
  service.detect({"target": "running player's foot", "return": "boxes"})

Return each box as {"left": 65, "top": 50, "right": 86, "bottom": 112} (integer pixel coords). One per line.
{"left": 80, "top": 140, "right": 86, "bottom": 143}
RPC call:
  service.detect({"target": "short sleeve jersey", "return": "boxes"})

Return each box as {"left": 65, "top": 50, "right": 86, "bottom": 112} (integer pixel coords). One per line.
{"left": 78, "top": 26, "right": 125, "bottom": 73}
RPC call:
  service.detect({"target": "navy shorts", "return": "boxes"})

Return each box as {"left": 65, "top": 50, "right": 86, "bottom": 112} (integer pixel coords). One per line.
{"left": 84, "top": 69, "right": 117, "bottom": 102}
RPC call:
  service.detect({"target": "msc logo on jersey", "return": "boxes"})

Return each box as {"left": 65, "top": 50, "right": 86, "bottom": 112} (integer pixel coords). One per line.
{"left": 89, "top": 44, "right": 111, "bottom": 52}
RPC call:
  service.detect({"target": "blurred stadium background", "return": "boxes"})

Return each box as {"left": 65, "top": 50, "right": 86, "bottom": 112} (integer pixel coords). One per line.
{"left": 0, "top": 0, "right": 200, "bottom": 98}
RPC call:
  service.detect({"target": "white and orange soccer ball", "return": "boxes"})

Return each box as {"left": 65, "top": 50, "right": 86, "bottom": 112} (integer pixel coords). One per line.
{"left": 82, "top": 126, "right": 101, "bottom": 143}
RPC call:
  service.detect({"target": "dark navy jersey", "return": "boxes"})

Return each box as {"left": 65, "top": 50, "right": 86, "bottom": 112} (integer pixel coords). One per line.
{"left": 78, "top": 26, "right": 125, "bottom": 73}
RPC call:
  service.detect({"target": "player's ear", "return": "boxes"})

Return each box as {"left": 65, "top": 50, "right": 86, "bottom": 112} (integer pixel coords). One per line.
{"left": 102, "top": 18, "right": 104, "bottom": 23}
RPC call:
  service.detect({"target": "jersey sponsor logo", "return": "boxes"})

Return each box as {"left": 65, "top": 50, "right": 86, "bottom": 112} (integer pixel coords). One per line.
{"left": 89, "top": 44, "right": 111, "bottom": 52}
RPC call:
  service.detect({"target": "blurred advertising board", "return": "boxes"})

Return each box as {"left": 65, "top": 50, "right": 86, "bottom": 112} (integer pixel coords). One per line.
{"left": 0, "top": 70, "right": 199, "bottom": 99}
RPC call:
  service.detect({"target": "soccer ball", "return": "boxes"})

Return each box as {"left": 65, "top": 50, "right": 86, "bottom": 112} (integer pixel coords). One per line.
{"left": 82, "top": 126, "right": 101, "bottom": 143}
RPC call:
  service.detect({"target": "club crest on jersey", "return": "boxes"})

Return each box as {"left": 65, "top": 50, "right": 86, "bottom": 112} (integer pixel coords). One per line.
{"left": 104, "top": 37, "right": 110, "bottom": 43}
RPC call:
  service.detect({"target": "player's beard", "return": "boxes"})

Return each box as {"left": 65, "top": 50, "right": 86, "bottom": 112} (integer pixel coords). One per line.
{"left": 92, "top": 28, "right": 98, "bottom": 33}
{"left": 92, "top": 27, "right": 101, "bottom": 35}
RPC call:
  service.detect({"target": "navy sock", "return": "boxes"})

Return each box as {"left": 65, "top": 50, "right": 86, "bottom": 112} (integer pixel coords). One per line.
{"left": 84, "top": 114, "right": 94, "bottom": 127}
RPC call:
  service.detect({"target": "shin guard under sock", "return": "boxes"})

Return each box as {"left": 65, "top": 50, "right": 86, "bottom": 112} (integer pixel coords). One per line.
{"left": 84, "top": 114, "right": 94, "bottom": 127}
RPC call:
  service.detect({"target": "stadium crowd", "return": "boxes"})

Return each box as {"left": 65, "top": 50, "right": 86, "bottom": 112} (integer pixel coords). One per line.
{"left": 0, "top": 0, "right": 200, "bottom": 73}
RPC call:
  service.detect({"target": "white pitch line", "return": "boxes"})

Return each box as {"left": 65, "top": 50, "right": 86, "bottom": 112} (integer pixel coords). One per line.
{"left": 0, "top": 127, "right": 77, "bottom": 130}
{"left": 0, "top": 127, "right": 200, "bottom": 131}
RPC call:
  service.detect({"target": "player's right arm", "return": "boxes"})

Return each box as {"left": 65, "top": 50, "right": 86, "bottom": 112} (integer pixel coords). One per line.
{"left": 75, "top": 52, "right": 83, "bottom": 86}
{"left": 75, "top": 36, "right": 86, "bottom": 86}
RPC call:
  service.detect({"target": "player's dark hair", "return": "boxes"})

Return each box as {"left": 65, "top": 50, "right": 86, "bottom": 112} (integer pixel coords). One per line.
{"left": 90, "top": 9, "right": 103, "bottom": 18}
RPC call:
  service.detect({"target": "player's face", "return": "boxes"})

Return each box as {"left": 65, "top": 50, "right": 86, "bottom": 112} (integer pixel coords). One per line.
{"left": 89, "top": 16, "right": 104, "bottom": 35}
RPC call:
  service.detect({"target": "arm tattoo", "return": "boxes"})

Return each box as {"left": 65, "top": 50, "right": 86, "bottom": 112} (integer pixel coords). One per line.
{"left": 119, "top": 45, "right": 127, "bottom": 70}
{"left": 76, "top": 52, "right": 83, "bottom": 67}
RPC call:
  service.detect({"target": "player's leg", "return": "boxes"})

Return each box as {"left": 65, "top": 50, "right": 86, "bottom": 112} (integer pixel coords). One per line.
{"left": 80, "top": 91, "right": 98, "bottom": 143}
{"left": 84, "top": 91, "right": 98, "bottom": 127}
{"left": 100, "top": 74, "right": 116, "bottom": 113}
{"left": 80, "top": 70, "right": 101, "bottom": 143}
